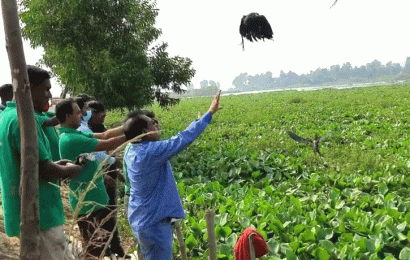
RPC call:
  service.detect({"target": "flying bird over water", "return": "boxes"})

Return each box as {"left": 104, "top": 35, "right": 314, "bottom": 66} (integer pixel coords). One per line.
{"left": 287, "top": 131, "right": 331, "bottom": 156}
{"left": 240, "top": 13, "right": 273, "bottom": 50}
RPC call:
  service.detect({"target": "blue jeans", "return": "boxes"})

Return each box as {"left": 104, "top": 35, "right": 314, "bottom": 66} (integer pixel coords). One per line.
{"left": 134, "top": 219, "right": 174, "bottom": 260}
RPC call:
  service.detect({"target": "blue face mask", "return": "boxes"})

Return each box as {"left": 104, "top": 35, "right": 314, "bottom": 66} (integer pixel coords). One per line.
{"left": 83, "top": 109, "right": 92, "bottom": 122}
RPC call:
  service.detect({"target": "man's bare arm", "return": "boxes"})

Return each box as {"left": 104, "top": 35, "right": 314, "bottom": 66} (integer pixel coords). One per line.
{"left": 93, "top": 126, "right": 124, "bottom": 140}
{"left": 39, "top": 160, "right": 82, "bottom": 180}
{"left": 42, "top": 116, "right": 59, "bottom": 127}
{"left": 93, "top": 135, "right": 127, "bottom": 152}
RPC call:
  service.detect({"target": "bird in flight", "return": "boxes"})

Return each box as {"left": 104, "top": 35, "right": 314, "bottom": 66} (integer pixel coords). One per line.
{"left": 330, "top": 0, "right": 338, "bottom": 8}
{"left": 240, "top": 13, "right": 273, "bottom": 50}
{"left": 287, "top": 131, "right": 331, "bottom": 156}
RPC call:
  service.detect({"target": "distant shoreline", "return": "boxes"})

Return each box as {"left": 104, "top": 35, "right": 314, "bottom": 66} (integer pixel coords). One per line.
{"left": 181, "top": 80, "right": 409, "bottom": 98}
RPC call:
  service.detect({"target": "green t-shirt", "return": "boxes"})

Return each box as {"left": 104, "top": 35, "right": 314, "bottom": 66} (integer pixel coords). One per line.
{"left": 58, "top": 127, "right": 109, "bottom": 215}
{"left": 123, "top": 143, "right": 132, "bottom": 196}
{"left": 36, "top": 111, "right": 61, "bottom": 161}
{"left": 0, "top": 102, "right": 65, "bottom": 237}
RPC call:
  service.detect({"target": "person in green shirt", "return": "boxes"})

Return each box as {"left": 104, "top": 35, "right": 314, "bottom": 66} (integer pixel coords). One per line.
{"left": 0, "top": 66, "right": 82, "bottom": 260}
{"left": 56, "top": 98, "right": 131, "bottom": 259}
{"left": 37, "top": 110, "right": 61, "bottom": 161}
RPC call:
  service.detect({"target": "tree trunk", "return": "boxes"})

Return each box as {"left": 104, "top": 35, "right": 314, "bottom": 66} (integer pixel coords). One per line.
{"left": 206, "top": 210, "right": 217, "bottom": 260}
{"left": 1, "top": 1, "right": 40, "bottom": 260}
{"left": 60, "top": 85, "right": 69, "bottom": 99}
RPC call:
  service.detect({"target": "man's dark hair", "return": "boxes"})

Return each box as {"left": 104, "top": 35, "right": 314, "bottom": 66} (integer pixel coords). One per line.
{"left": 127, "top": 110, "right": 155, "bottom": 120}
{"left": 27, "top": 65, "right": 50, "bottom": 86}
{"left": 123, "top": 110, "right": 155, "bottom": 140}
{"left": 88, "top": 100, "right": 105, "bottom": 113}
{"left": 74, "top": 93, "right": 94, "bottom": 110}
{"left": 55, "top": 98, "right": 75, "bottom": 123}
{"left": 0, "top": 84, "right": 13, "bottom": 103}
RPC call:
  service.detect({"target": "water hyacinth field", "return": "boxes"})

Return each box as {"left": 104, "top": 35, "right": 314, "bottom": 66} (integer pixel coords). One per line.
{"left": 112, "top": 83, "right": 410, "bottom": 259}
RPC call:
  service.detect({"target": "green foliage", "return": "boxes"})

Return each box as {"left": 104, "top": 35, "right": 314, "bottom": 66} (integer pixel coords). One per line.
{"left": 110, "top": 83, "right": 410, "bottom": 259}
{"left": 20, "top": 0, "right": 195, "bottom": 109}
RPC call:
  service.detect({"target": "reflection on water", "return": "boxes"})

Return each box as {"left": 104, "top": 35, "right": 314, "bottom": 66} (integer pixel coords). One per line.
{"left": 221, "top": 81, "right": 407, "bottom": 97}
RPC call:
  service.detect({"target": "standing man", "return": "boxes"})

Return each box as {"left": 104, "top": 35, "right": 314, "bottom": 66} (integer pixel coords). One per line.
{"left": 56, "top": 98, "right": 131, "bottom": 259}
{"left": 82, "top": 99, "right": 127, "bottom": 257}
{"left": 123, "top": 91, "right": 221, "bottom": 260}
{"left": 0, "top": 66, "right": 82, "bottom": 260}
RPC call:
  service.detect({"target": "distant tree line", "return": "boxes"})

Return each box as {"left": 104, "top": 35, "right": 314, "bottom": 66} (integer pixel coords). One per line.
{"left": 181, "top": 80, "right": 221, "bottom": 97}
{"left": 231, "top": 57, "right": 410, "bottom": 92}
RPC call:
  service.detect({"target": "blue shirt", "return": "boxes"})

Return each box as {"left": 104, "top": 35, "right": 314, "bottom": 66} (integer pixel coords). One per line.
{"left": 125, "top": 112, "right": 213, "bottom": 231}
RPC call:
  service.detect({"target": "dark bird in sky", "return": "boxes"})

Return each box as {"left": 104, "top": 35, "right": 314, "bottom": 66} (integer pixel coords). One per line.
{"left": 287, "top": 131, "right": 331, "bottom": 156}
{"left": 240, "top": 13, "right": 273, "bottom": 50}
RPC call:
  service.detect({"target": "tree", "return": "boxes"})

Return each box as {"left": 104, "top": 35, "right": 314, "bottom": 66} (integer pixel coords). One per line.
{"left": 198, "top": 80, "right": 220, "bottom": 96}
{"left": 402, "top": 57, "right": 410, "bottom": 74}
{"left": 232, "top": 73, "right": 249, "bottom": 91}
{"left": 20, "top": 0, "right": 195, "bottom": 110}
{"left": 2, "top": 0, "right": 40, "bottom": 258}
{"left": 340, "top": 62, "right": 352, "bottom": 79}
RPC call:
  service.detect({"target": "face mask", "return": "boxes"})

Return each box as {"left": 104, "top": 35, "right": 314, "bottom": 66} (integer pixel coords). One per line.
{"left": 82, "top": 109, "right": 92, "bottom": 122}
{"left": 42, "top": 102, "right": 50, "bottom": 112}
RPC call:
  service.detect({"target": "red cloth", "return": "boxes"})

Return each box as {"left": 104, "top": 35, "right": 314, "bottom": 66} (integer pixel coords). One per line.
{"left": 233, "top": 228, "right": 269, "bottom": 259}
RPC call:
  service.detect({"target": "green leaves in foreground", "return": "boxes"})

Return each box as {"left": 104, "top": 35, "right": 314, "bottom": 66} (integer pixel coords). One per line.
{"left": 110, "top": 84, "right": 410, "bottom": 259}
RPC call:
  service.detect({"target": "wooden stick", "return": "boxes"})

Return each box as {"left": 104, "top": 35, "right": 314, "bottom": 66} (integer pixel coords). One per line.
{"left": 174, "top": 222, "right": 187, "bottom": 260}
{"left": 1, "top": 0, "right": 40, "bottom": 259}
{"left": 248, "top": 233, "right": 256, "bottom": 260}
{"left": 206, "top": 210, "right": 217, "bottom": 260}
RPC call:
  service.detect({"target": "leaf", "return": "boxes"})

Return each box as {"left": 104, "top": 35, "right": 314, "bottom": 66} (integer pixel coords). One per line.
{"left": 286, "top": 249, "right": 297, "bottom": 260}
{"left": 378, "top": 182, "right": 388, "bottom": 195}
{"left": 300, "top": 229, "right": 316, "bottom": 242}
{"left": 316, "top": 247, "right": 330, "bottom": 260}
{"left": 319, "top": 240, "right": 335, "bottom": 254}
{"left": 216, "top": 225, "right": 232, "bottom": 238}
{"left": 335, "top": 200, "right": 345, "bottom": 209}
{"left": 400, "top": 247, "right": 410, "bottom": 260}
{"left": 238, "top": 217, "right": 251, "bottom": 228}
{"left": 267, "top": 239, "right": 280, "bottom": 254}
{"left": 219, "top": 205, "right": 227, "bottom": 214}
{"left": 265, "top": 185, "right": 274, "bottom": 195}
{"left": 226, "top": 233, "right": 238, "bottom": 248}
{"left": 185, "top": 234, "right": 198, "bottom": 250}
{"left": 218, "top": 243, "right": 232, "bottom": 257}
{"left": 219, "top": 213, "right": 229, "bottom": 226}
{"left": 251, "top": 171, "right": 262, "bottom": 179}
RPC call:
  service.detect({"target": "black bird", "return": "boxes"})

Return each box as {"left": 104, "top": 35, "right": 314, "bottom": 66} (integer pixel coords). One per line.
{"left": 240, "top": 13, "right": 273, "bottom": 50}
{"left": 287, "top": 131, "right": 331, "bottom": 156}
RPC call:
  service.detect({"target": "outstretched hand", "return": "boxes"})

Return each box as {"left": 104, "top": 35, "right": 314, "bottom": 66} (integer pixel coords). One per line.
{"left": 208, "top": 90, "right": 221, "bottom": 115}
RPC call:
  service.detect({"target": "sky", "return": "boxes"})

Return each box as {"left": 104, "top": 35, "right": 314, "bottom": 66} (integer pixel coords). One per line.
{"left": 1, "top": 0, "right": 410, "bottom": 96}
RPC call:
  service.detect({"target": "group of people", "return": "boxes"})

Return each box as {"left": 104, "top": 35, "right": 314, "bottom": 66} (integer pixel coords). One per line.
{"left": 0, "top": 65, "right": 221, "bottom": 260}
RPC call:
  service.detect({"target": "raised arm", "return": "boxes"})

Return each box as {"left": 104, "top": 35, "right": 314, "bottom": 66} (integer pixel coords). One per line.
{"left": 150, "top": 91, "right": 221, "bottom": 161}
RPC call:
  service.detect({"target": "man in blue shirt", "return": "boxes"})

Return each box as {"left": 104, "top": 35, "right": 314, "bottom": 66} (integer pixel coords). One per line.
{"left": 123, "top": 91, "right": 221, "bottom": 260}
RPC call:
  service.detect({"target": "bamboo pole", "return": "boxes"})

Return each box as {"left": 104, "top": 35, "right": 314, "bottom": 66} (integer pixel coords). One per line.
{"left": 206, "top": 210, "right": 217, "bottom": 260}
{"left": 174, "top": 222, "right": 187, "bottom": 260}
{"left": 1, "top": 1, "right": 40, "bottom": 259}
{"left": 248, "top": 233, "right": 256, "bottom": 260}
